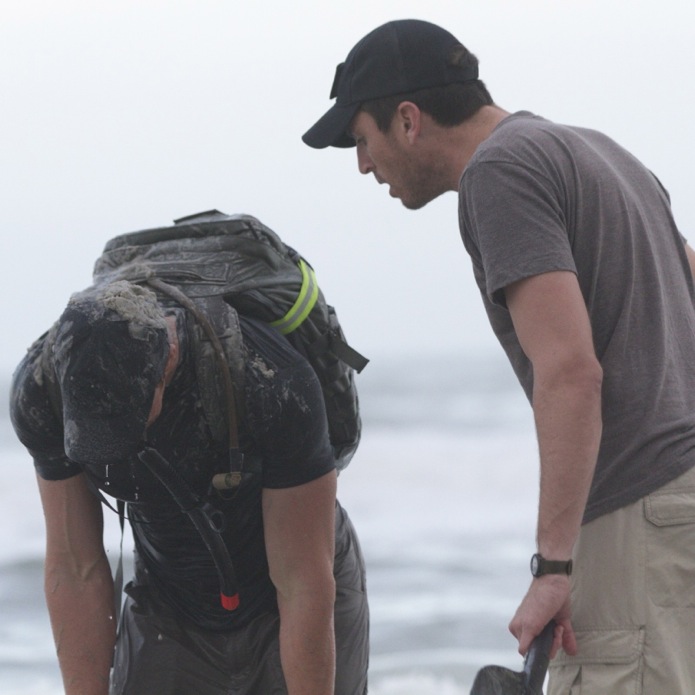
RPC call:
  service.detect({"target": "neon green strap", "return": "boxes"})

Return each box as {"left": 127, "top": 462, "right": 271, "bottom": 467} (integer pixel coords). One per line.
{"left": 270, "top": 259, "right": 319, "bottom": 335}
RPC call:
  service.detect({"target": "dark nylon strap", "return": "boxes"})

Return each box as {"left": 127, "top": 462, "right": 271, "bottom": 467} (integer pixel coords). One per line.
{"left": 330, "top": 334, "right": 370, "bottom": 373}
{"left": 307, "top": 330, "right": 369, "bottom": 373}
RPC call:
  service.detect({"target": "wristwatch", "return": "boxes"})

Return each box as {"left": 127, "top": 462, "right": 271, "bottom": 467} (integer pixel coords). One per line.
{"left": 530, "top": 553, "right": 573, "bottom": 577}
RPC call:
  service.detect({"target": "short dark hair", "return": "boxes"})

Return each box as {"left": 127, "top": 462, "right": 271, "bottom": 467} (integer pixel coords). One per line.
{"left": 361, "top": 45, "right": 493, "bottom": 132}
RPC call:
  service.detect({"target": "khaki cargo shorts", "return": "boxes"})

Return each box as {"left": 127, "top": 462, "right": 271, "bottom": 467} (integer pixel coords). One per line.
{"left": 549, "top": 465, "right": 695, "bottom": 694}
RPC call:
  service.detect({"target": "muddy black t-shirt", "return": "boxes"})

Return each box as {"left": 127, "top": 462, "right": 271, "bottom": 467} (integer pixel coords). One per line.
{"left": 11, "top": 314, "right": 336, "bottom": 630}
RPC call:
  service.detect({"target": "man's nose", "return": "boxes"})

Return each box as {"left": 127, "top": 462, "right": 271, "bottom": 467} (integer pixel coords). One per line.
{"left": 356, "top": 147, "right": 373, "bottom": 175}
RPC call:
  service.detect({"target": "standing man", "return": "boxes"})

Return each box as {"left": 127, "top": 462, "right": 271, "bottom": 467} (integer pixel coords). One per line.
{"left": 303, "top": 18, "right": 695, "bottom": 694}
{"left": 11, "top": 271, "right": 369, "bottom": 692}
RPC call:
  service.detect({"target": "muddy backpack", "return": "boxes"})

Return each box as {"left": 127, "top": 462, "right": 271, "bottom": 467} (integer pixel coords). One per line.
{"left": 93, "top": 210, "right": 368, "bottom": 472}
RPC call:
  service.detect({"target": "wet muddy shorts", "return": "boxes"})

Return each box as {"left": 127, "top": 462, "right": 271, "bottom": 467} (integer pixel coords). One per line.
{"left": 109, "top": 513, "right": 369, "bottom": 695}
{"left": 548, "top": 465, "right": 695, "bottom": 694}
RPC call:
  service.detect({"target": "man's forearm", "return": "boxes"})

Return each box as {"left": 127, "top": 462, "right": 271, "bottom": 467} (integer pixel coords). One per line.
{"left": 533, "top": 358, "right": 603, "bottom": 558}
{"left": 45, "top": 554, "right": 116, "bottom": 695}
{"left": 278, "top": 587, "right": 336, "bottom": 695}
{"left": 509, "top": 360, "right": 603, "bottom": 655}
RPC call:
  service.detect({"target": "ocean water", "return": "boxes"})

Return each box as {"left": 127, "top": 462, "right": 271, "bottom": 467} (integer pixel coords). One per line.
{"left": 0, "top": 352, "right": 541, "bottom": 694}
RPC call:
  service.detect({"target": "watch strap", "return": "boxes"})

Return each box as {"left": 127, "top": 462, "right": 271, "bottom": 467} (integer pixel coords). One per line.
{"left": 531, "top": 553, "right": 573, "bottom": 577}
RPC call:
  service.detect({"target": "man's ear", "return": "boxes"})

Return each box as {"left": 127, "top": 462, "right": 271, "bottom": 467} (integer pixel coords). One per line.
{"left": 395, "top": 101, "right": 422, "bottom": 144}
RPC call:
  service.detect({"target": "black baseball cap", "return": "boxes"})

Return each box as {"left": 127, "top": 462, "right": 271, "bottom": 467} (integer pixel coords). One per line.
{"left": 53, "top": 283, "right": 169, "bottom": 465}
{"left": 302, "top": 19, "right": 479, "bottom": 149}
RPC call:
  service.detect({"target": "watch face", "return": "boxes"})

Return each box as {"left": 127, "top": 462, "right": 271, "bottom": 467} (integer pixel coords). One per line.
{"left": 530, "top": 554, "right": 540, "bottom": 576}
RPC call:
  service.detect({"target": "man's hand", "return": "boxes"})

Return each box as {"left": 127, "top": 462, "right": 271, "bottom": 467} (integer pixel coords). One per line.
{"left": 509, "top": 575, "right": 576, "bottom": 659}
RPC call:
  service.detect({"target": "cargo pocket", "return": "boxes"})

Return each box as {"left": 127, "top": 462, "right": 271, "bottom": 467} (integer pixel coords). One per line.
{"left": 644, "top": 486, "right": 695, "bottom": 607}
{"left": 548, "top": 627, "right": 644, "bottom": 695}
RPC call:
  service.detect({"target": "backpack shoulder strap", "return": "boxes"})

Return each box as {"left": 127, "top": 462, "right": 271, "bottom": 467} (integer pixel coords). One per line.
{"left": 144, "top": 277, "right": 246, "bottom": 485}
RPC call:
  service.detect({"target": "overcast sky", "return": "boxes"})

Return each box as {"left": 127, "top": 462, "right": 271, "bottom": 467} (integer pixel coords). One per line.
{"left": 2, "top": 0, "right": 694, "bottom": 374}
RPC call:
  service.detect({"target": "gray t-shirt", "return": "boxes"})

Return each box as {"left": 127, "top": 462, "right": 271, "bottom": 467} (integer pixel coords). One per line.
{"left": 459, "top": 111, "right": 695, "bottom": 522}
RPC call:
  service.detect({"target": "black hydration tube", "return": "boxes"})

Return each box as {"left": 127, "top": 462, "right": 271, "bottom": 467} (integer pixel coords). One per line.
{"left": 137, "top": 446, "right": 240, "bottom": 611}
{"left": 139, "top": 276, "right": 248, "bottom": 610}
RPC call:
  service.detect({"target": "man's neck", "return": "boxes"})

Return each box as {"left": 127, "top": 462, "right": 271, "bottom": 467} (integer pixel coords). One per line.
{"left": 431, "top": 105, "right": 511, "bottom": 190}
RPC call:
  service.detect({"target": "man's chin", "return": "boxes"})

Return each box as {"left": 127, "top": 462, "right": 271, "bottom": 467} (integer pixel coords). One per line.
{"left": 389, "top": 188, "right": 417, "bottom": 210}
{"left": 400, "top": 194, "right": 435, "bottom": 211}
{"left": 402, "top": 186, "right": 450, "bottom": 210}
{"left": 388, "top": 183, "right": 441, "bottom": 210}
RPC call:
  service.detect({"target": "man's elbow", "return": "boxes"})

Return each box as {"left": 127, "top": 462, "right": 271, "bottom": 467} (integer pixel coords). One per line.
{"left": 273, "top": 567, "right": 337, "bottom": 609}
{"left": 44, "top": 549, "right": 111, "bottom": 589}
{"left": 570, "top": 354, "right": 603, "bottom": 394}
{"left": 536, "top": 352, "right": 603, "bottom": 401}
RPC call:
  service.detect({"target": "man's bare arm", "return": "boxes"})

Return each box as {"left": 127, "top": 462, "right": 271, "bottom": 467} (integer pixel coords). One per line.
{"left": 505, "top": 270, "right": 603, "bottom": 657}
{"left": 38, "top": 473, "right": 116, "bottom": 695}
{"left": 263, "top": 470, "right": 338, "bottom": 695}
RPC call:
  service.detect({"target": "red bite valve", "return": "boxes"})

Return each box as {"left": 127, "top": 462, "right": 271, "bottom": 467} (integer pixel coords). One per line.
{"left": 221, "top": 592, "right": 240, "bottom": 611}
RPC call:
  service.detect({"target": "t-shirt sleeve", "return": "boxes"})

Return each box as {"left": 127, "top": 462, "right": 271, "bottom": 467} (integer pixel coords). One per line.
{"left": 239, "top": 318, "right": 336, "bottom": 489}
{"left": 10, "top": 336, "right": 82, "bottom": 481}
{"left": 460, "top": 159, "right": 577, "bottom": 307}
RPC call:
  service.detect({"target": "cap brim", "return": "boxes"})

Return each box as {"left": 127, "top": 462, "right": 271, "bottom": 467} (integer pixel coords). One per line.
{"left": 302, "top": 102, "right": 360, "bottom": 149}
{"left": 63, "top": 409, "right": 148, "bottom": 465}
